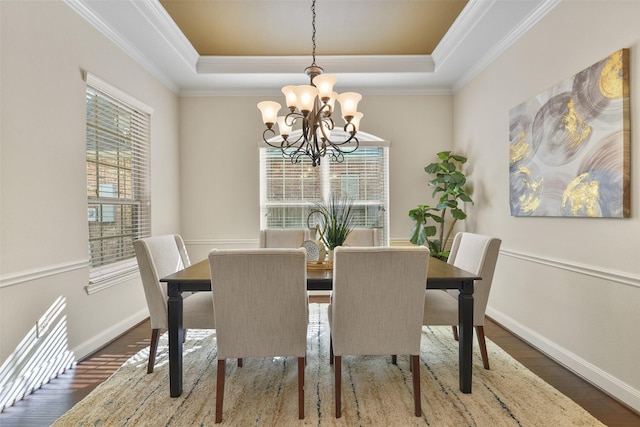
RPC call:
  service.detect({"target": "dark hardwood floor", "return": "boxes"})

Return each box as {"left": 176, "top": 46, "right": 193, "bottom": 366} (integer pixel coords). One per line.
{"left": 1, "top": 296, "right": 638, "bottom": 426}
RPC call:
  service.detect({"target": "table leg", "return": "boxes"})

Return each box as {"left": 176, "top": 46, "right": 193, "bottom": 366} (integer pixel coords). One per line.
{"left": 458, "top": 279, "right": 474, "bottom": 393}
{"left": 168, "top": 284, "right": 184, "bottom": 397}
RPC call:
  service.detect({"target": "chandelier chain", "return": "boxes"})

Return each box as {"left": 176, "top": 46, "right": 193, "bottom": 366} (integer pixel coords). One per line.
{"left": 311, "top": 0, "right": 317, "bottom": 67}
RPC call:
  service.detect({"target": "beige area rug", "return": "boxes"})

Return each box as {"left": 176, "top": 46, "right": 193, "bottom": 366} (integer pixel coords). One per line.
{"left": 53, "top": 304, "right": 604, "bottom": 426}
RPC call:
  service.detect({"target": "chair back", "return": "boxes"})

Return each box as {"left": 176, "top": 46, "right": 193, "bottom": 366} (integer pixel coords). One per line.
{"left": 133, "top": 234, "right": 191, "bottom": 330}
{"left": 208, "top": 248, "right": 308, "bottom": 359}
{"left": 331, "top": 246, "right": 430, "bottom": 356}
{"left": 343, "top": 228, "right": 379, "bottom": 247}
{"left": 259, "top": 229, "right": 309, "bottom": 248}
{"left": 447, "top": 232, "right": 502, "bottom": 324}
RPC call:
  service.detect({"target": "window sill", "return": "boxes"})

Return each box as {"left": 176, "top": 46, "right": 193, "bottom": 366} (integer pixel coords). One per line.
{"left": 86, "top": 259, "right": 139, "bottom": 295}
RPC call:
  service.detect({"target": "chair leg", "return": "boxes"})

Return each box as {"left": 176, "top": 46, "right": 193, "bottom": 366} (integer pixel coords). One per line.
{"left": 476, "top": 326, "right": 490, "bottom": 370}
{"left": 298, "top": 357, "right": 305, "bottom": 419}
{"left": 452, "top": 325, "right": 459, "bottom": 341}
{"left": 329, "top": 336, "right": 334, "bottom": 365}
{"left": 391, "top": 355, "right": 397, "bottom": 365}
{"left": 147, "top": 328, "right": 160, "bottom": 374}
{"left": 334, "top": 355, "right": 342, "bottom": 418}
{"left": 215, "top": 359, "right": 226, "bottom": 423}
{"left": 238, "top": 358, "right": 243, "bottom": 367}
{"left": 411, "top": 355, "right": 421, "bottom": 417}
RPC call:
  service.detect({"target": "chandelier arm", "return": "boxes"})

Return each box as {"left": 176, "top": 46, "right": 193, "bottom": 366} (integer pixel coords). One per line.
{"left": 316, "top": 102, "right": 332, "bottom": 117}
{"left": 263, "top": 128, "right": 306, "bottom": 150}
{"left": 283, "top": 133, "right": 312, "bottom": 162}
{"left": 284, "top": 111, "right": 302, "bottom": 127}
{"left": 329, "top": 150, "right": 344, "bottom": 163}
{"left": 325, "top": 132, "right": 359, "bottom": 148}
{"left": 285, "top": 132, "right": 305, "bottom": 146}
{"left": 344, "top": 121, "right": 358, "bottom": 135}
{"left": 262, "top": 128, "right": 283, "bottom": 149}
{"left": 316, "top": 117, "right": 335, "bottom": 141}
{"left": 335, "top": 137, "right": 359, "bottom": 154}
{"left": 323, "top": 117, "right": 335, "bottom": 130}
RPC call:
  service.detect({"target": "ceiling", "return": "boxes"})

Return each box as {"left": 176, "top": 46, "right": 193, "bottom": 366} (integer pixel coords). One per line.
{"left": 158, "top": 0, "right": 467, "bottom": 57}
{"left": 67, "top": 0, "right": 558, "bottom": 96}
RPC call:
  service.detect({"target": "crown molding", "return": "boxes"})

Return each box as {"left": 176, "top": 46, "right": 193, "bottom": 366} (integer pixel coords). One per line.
{"left": 130, "top": 0, "right": 199, "bottom": 71}
{"left": 67, "top": 0, "right": 559, "bottom": 96}
{"left": 452, "top": 0, "right": 562, "bottom": 92}
{"left": 65, "top": 0, "right": 181, "bottom": 93}
{"left": 432, "top": 0, "right": 493, "bottom": 71}
{"left": 196, "top": 54, "right": 435, "bottom": 75}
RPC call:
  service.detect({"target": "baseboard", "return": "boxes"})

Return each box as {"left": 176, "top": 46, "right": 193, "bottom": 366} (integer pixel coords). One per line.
{"left": 486, "top": 307, "right": 640, "bottom": 413}
{"left": 72, "top": 308, "right": 149, "bottom": 360}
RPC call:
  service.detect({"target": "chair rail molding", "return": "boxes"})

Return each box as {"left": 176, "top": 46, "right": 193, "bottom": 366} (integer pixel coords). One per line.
{"left": 500, "top": 248, "right": 640, "bottom": 289}
{"left": 184, "top": 238, "right": 259, "bottom": 249}
{"left": 0, "top": 260, "right": 88, "bottom": 289}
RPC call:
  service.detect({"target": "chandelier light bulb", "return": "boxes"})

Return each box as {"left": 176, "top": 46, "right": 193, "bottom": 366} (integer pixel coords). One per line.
{"left": 337, "top": 92, "right": 362, "bottom": 121}
{"left": 349, "top": 112, "right": 364, "bottom": 132}
{"left": 257, "top": 101, "right": 281, "bottom": 127}
{"left": 293, "top": 85, "right": 319, "bottom": 115}
{"left": 277, "top": 116, "right": 293, "bottom": 138}
{"left": 312, "top": 74, "right": 337, "bottom": 103}
{"left": 281, "top": 86, "right": 298, "bottom": 111}
{"left": 326, "top": 91, "right": 338, "bottom": 115}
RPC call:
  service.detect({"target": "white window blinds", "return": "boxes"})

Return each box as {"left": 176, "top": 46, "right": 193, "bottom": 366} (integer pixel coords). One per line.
{"left": 85, "top": 73, "right": 151, "bottom": 273}
{"left": 260, "top": 145, "right": 389, "bottom": 244}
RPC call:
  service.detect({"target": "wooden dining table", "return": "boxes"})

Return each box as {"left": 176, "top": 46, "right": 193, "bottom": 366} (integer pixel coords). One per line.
{"left": 161, "top": 256, "right": 480, "bottom": 398}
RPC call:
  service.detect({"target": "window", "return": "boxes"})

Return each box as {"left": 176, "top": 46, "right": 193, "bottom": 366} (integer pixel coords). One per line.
{"left": 85, "top": 72, "right": 152, "bottom": 292}
{"left": 260, "top": 133, "right": 389, "bottom": 245}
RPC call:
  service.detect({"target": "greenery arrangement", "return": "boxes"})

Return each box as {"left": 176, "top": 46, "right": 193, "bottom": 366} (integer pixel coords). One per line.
{"left": 312, "top": 195, "right": 355, "bottom": 250}
{"left": 408, "top": 151, "right": 473, "bottom": 260}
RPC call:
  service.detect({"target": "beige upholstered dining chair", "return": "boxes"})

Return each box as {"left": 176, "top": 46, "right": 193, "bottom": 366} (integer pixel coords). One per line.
{"left": 422, "top": 232, "right": 501, "bottom": 369}
{"left": 259, "top": 228, "right": 309, "bottom": 248}
{"left": 133, "top": 234, "right": 215, "bottom": 374}
{"left": 343, "top": 228, "right": 380, "bottom": 247}
{"left": 328, "top": 246, "right": 430, "bottom": 418}
{"left": 208, "top": 248, "right": 308, "bottom": 423}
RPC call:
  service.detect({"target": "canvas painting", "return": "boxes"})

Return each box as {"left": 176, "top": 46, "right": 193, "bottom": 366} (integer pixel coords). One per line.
{"left": 509, "top": 49, "right": 630, "bottom": 217}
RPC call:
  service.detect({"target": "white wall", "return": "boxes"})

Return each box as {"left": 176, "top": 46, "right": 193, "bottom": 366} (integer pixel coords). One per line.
{"left": 0, "top": 0, "right": 180, "bottom": 370}
{"left": 453, "top": 1, "right": 640, "bottom": 411}
{"left": 178, "top": 94, "right": 453, "bottom": 261}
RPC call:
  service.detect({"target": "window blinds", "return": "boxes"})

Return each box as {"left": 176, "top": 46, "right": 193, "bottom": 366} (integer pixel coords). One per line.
{"left": 260, "top": 146, "right": 389, "bottom": 244}
{"left": 85, "top": 73, "right": 151, "bottom": 270}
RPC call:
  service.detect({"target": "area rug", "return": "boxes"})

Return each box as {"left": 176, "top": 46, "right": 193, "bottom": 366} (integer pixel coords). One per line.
{"left": 53, "top": 304, "right": 603, "bottom": 426}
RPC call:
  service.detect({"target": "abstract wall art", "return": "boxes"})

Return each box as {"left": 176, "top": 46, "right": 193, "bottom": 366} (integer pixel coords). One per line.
{"left": 509, "top": 49, "right": 630, "bottom": 217}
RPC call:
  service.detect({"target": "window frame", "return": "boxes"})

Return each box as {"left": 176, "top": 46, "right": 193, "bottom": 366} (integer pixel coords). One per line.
{"left": 259, "top": 131, "right": 390, "bottom": 245}
{"left": 84, "top": 72, "right": 153, "bottom": 294}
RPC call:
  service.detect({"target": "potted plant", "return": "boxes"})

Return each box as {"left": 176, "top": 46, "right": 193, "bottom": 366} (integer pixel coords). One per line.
{"left": 408, "top": 151, "right": 473, "bottom": 260}
{"left": 311, "top": 195, "right": 355, "bottom": 252}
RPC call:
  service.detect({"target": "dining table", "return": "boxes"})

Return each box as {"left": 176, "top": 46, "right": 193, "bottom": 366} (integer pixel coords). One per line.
{"left": 160, "top": 256, "right": 481, "bottom": 398}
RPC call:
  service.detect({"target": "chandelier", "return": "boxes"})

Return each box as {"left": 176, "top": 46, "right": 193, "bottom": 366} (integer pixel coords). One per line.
{"left": 257, "top": 0, "right": 363, "bottom": 167}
